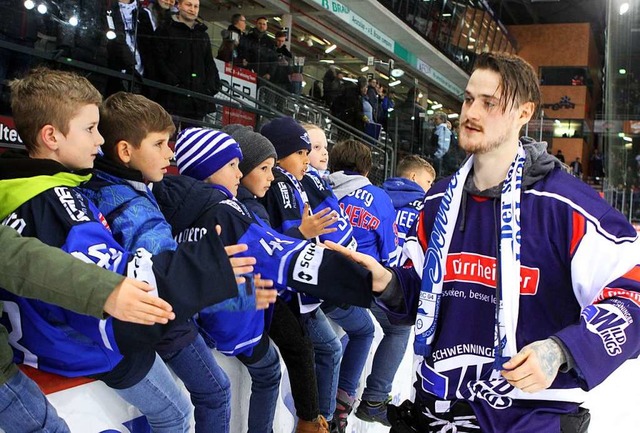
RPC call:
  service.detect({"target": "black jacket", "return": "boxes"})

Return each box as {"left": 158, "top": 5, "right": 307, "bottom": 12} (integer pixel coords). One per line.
{"left": 154, "top": 17, "right": 220, "bottom": 118}
{"left": 245, "top": 28, "right": 277, "bottom": 78}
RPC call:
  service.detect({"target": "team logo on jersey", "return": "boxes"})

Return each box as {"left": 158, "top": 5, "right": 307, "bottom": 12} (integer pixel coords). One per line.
{"left": 2, "top": 212, "right": 26, "bottom": 234}
{"left": 445, "top": 252, "right": 540, "bottom": 295}
{"left": 54, "top": 187, "right": 90, "bottom": 222}
{"left": 221, "top": 199, "right": 250, "bottom": 217}
{"left": 582, "top": 304, "right": 630, "bottom": 356}
{"left": 70, "top": 243, "right": 124, "bottom": 271}
{"left": 293, "top": 243, "right": 324, "bottom": 285}
{"left": 278, "top": 183, "right": 292, "bottom": 209}
{"left": 467, "top": 378, "right": 514, "bottom": 410}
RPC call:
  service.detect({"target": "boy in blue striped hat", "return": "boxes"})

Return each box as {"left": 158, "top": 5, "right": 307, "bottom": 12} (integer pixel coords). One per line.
{"left": 157, "top": 124, "right": 375, "bottom": 433}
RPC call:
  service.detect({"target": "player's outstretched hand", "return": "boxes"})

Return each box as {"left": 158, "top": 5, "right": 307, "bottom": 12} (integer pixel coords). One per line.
{"left": 104, "top": 277, "right": 175, "bottom": 325}
{"left": 254, "top": 274, "right": 277, "bottom": 310}
{"left": 501, "top": 338, "right": 565, "bottom": 393}
{"left": 299, "top": 204, "right": 338, "bottom": 239}
{"left": 324, "top": 241, "right": 392, "bottom": 293}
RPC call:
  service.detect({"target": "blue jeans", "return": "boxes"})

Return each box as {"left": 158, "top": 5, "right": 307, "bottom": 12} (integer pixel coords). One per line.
{"left": 0, "top": 369, "right": 70, "bottom": 433}
{"left": 361, "top": 303, "right": 412, "bottom": 402}
{"left": 241, "top": 341, "right": 282, "bottom": 433}
{"left": 164, "top": 334, "right": 231, "bottom": 433}
{"left": 301, "top": 308, "right": 342, "bottom": 421}
{"left": 115, "top": 353, "right": 192, "bottom": 433}
{"left": 326, "top": 306, "right": 375, "bottom": 396}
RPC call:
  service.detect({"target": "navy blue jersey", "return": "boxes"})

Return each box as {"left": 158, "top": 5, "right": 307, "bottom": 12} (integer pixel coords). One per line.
{"left": 0, "top": 153, "right": 238, "bottom": 377}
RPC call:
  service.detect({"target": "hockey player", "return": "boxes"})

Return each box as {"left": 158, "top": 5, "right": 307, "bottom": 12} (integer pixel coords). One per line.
{"left": 80, "top": 92, "right": 277, "bottom": 433}
{"left": 0, "top": 67, "right": 249, "bottom": 432}
{"left": 327, "top": 52, "right": 640, "bottom": 433}
{"left": 154, "top": 126, "right": 373, "bottom": 433}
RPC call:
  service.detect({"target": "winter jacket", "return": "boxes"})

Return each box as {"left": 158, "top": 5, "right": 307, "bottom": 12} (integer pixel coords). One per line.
{"left": 329, "top": 171, "right": 399, "bottom": 264}
{"left": 245, "top": 28, "right": 277, "bottom": 78}
{"left": 0, "top": 151, "right": 238, "bottom": 382}
{"left": 0, "top": 226, "right": 123, "bottom": 385}
{"left": 154, "top": 16, "right": 220, "bottom": 118}
{"left": 380, "top": 139, "right": 640, "bottom": 432}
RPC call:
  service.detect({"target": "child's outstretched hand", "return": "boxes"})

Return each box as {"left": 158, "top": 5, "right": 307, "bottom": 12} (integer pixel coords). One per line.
{"left": 254, "top": 274, "right": 277, "bottom": 310}
{"left": 299, "top": 204, "right": 338, "bottom": 239}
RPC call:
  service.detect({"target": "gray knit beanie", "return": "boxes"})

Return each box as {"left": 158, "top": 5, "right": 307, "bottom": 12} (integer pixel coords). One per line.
{"left": 226, "top": 127, "right": 277, "bottom": 176}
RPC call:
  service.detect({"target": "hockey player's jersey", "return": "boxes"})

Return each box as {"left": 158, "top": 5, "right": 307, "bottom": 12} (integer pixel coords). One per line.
{"left": 153, "top": 175, "right": 373, "bottom": 354}
{"left": 0, "top": 153, "right": 238, "bottom": 378}
{"left": 384, "top": 142, "right": 640, "bottom": 432}
{"left": 329, "top": 171, "right": 399, "bottom": 265}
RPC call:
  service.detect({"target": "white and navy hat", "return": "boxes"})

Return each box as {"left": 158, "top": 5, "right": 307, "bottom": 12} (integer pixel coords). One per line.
{"left": 175, "top": 128, "right": 243, "bottom": 181}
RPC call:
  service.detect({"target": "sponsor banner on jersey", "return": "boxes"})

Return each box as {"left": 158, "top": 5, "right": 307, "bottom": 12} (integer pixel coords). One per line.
{"left": 445, "top": 252, "right": 540, "bottom": 295}
{"left": 594, "top": 287, "right": 640, "bottom": 308}
{"left": 292, "top": 243, "right": 324, "bottom": 285}
{"left": 582, "top": 304, "right": 631, "bottom": 356}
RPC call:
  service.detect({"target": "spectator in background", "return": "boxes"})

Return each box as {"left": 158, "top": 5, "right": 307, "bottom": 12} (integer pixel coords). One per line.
{"left": 147, "top": 0, "right": 175, "bottom": 29}
{"left": 154, "top": 0, "right": 220, "bottom": 122}
{"left": 571, "top": 157, "right": 583, "bottom": 178}
{"left": 430, "top": 111, "right": 451, "bottom": 173}
{"left": 555, "top": 149, "right": 565, "bottom": 163}
{"left": 105, "top": 0, "right": 155, "bottom": 95}
{"left": 591, "top": 148, "right": 605, "bottom": 183}
{"left": 220, "top": 13, "right": 249, "bottom": 68}
{"left": 378, "top": 87, "right": 394, "bottom": 129}
{"left": 246, "top": 17, "right": 277, "bottom": 83}
{"left": 323, "top": 66, "right": 343, "bottom": 107}
{"left": 271, "top": 31, "right": 292, "bottom": 92}
{"left": 310, "top": 80, "right": 323, "bottom": 101}
{"left": 366, "top": 78, "right": 380, "bottom": 121}
{"left": 332, "top": 77, "right": 366, "bottom": 132}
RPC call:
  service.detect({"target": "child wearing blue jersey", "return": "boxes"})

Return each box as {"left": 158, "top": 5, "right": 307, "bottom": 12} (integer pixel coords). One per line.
{"left": 156, "top": 126, "right": 372, "bottom": 433}
{"left": 382, "top": 155, "right": 435, "bottom": 252}
{"left": 80, "top": 92, "right": 278, "bottom": 433}
{"left": 0, "top": 68, "right": 247, "bottom": 432}
{"left": 327, "top": 140, "right": 409, "bottom": 427}
{"left": 302, "top": 124, "right": 376, "bottom": 433}
{"left": 259, "top": 117, "right": 355, "bottom": 429}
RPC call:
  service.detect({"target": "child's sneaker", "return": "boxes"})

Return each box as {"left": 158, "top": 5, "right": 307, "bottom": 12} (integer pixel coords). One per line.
{"left": 331, "top": 388, "right": 356, "bottom": 433}
{"left": 296, "top": 415, "right": 330, "bottom": 433}
{"left": 355, "top": 396, "right": 392, "bottom": 427}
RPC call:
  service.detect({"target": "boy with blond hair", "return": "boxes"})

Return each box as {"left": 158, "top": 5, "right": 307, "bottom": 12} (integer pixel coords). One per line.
{"left": 81, "top": 92, "right": 277, "bottom": 433}
{"left": 0, "top": 68, "right": 244, "bottom": 432}
{"left": 382, "top": 155, "right": 435, "bottom": 250}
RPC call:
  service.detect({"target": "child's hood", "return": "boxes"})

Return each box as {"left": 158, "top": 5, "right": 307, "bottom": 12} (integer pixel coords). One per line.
{"left": 328, "top": 171, "right": 371, "bottom": 200}
{"left": 382, "top": 177, "right": 425, "bottom": 208}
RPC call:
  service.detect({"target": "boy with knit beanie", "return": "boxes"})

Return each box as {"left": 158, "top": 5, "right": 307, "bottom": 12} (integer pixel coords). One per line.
{"left": 260, "top": 117, "right": 357, "bottom": 430}
{"left": 154, "top": 126, "right": 373, "bottom": 433}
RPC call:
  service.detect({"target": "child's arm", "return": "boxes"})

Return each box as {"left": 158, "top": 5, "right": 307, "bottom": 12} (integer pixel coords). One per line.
{"left": 0, "top": 225, "right": 174, "bottom": 325}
